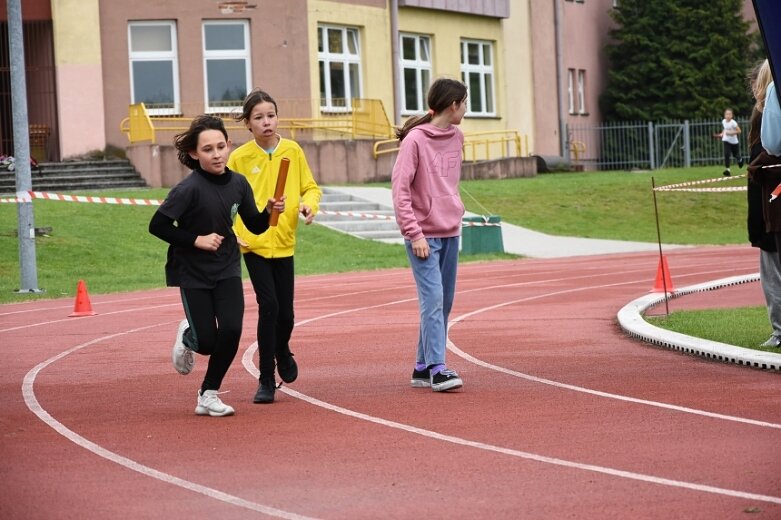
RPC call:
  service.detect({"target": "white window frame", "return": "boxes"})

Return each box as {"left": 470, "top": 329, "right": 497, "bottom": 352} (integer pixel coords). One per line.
{"left": 318, "top": 24, "right": 363, "bottom": 113}
{"left": 202, "top": 20, "right": 252, "bottom": 113}
{"left": 577, "top": 69, "right": 586, "bottom": 114}
{"left": 128, "top": 21, "right": 180, "bottom": 116}
{"left": 400, "top": 33, "right": 432, "bottom": 115}
{"left": 460, "top": 39, "right": 496, "bottom": 117}
{"left": 567, "top": 68, "right": 575, "bottom": 114}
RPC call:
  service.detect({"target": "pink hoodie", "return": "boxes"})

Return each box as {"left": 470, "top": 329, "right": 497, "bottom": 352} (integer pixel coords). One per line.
{"left": 391, "top": 123, "right": 466, "bottom": 242}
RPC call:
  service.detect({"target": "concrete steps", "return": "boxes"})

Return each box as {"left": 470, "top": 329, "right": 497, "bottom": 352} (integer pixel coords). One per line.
{"left": 316, "top": 187, "right": 402, "bottom": 243}
{"left": 0, "top": 159, "right": 148, "bottom": 195}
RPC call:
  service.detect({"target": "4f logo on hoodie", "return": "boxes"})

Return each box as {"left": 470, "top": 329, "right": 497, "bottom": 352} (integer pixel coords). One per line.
{"left": 431, "top": 151, "right": 461, "bottom": 177}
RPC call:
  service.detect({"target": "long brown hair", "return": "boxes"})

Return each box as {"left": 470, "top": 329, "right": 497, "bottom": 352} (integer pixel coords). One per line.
{"left": 395, "top": 78, "right": 467, "bottom": 141}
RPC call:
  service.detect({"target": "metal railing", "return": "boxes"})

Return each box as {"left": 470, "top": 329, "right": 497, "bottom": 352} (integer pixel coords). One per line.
{"left": 120, "top": 98, "right": 395, "bottom": 144}
{"left": 567, "top": 118, "right": 752, "bottom": 171}
{"left": 373, "top": 129, "right": 530, "bottom": 163}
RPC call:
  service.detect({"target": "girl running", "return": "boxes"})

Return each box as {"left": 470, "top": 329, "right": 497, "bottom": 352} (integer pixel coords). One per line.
{"left": 149, "top": 114, "right": 282, "bottom": 416}
{"left": 229, "top": 89, "right": 322, "bottom": 404}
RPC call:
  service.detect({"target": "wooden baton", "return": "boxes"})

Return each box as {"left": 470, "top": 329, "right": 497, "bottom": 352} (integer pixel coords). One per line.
{"left": 269, "top": 157, "right": 289, "bottom": 227}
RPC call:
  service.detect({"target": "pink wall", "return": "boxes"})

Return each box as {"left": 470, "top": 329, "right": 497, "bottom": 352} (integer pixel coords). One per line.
{"left": 529, "top": 0, "right": 559, "bottom": 157}
{"left": 98, "top": 0, "right": 310, "bottom": 151}
{"left": 561, "top": 0, "right": 614, "bottom": 133}
{"left": 56, "top": 64, "right": 106, "bottom": 158}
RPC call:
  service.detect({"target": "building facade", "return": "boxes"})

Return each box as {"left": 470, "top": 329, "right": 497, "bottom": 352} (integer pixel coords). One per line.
{"left": 0, "top": 0, "right": 760, "bottom": 180}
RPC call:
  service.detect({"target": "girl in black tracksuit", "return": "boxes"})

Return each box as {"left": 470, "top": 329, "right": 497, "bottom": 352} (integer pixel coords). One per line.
{"left": 149, "top": 115, "right": 282, "bottom": 416}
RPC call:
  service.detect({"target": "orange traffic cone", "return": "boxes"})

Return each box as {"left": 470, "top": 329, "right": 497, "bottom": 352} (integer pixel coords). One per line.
{"left": 69, "top": 279, "right": 97, "bottom": 317}
{"left": 650, "top": 255, "right": 675, "bottom": 293}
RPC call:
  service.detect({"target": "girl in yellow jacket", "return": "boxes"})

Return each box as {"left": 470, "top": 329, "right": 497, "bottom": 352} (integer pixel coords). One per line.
{"left": 229, "top": 88, "right": 321, "bottom": 404}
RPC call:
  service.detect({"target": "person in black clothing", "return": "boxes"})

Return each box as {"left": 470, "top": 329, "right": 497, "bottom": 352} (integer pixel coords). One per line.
{"left": 149, "top": 115, "right": 284, "bottom": 415}
{"left": 747, "top": 60, "right": 781, "bottom": 348}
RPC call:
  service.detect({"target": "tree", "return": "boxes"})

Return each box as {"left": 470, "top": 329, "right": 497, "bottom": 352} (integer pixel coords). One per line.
{"left": 600, "top": 0, "right": 757, "bottom": 122}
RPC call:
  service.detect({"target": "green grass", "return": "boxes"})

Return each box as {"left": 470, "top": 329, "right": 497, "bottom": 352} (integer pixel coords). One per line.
{"left": 647, "top": 307, "right": 780, "bottom": 354}
{"left": 1, "top": 165, "right": 772, "bottom": 356}
{"left": 0, "top": 187, "right": 514, "bottom": 303}
{"left": 361, "top": 166, "right": 747, "bottom": 244}
{"left": 459, "top": 167, "right": 747, "bottom": 244}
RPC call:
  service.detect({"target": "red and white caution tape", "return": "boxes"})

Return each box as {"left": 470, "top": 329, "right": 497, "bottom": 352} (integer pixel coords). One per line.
{"left": 0, "top": 190, "right": 163, "bottom": 205}
{"left": 0, "top": 191, "right": 501, "bottom": 226}
{"left": 318, "top": 209, "right": 394, "bottom": 221}
{"left": 318, "top": 209, "right": 500, "bottom": 226}
{"left": 654, "top": 174, "right": 746, "bottom": 192}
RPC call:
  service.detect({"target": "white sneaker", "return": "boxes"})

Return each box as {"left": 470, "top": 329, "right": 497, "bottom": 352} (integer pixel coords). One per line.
{"left": 195, "top": 389, "right": 235, "bottom": 417}
{"left": 761, "top": 335, "right": 781, "bottom": 348}
{"left": 172, "top": 319, "right": 194, "bottom": 375}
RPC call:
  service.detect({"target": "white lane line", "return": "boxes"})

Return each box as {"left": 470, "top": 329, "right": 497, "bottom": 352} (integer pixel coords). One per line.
{"left": 22, "top": 323, "right": 319, "bottom": 520}
{"left": 241, "top": 347, "right": 781, "bottom": 505}
{"left": 446, "top": 279, "right": 781, "bottom": 430}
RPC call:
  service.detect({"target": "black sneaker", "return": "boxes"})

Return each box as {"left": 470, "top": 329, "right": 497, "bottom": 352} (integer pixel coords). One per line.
{"left": 723, "top": 169, "right": 731, "bottom": 177}
{"left": 738, "top": 157, "right": 744, "bottom": 168}
{"left": 277, "top": 352, "right": 298, "bottom": 384}
{"left": 410, "top": 368, "right": 431, "bottom": 388}
{"left": 430, "top": 368, "right": 463, "bottom": 392}
{"left": 253, "top": 378, "right": 276, "bottom": 404}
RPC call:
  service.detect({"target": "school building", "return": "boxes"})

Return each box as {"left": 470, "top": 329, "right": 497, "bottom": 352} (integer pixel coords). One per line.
{"left": 0, "top": 0, "right": 758, "bottom": 184}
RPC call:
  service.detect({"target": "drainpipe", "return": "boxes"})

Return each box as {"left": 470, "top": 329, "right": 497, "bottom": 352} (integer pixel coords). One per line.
{"left": 553, "top": 0, "right": 570, "bottom": 162}
{"left": 390, "top": 0, "right": 401, "bottom": 127}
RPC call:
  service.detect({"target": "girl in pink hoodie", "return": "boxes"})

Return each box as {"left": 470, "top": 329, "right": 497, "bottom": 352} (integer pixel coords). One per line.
{"left": 392, "top": 78, "right": 467, "bottom": 392}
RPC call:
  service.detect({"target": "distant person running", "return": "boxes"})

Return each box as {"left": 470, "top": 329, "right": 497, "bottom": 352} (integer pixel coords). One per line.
{"left": 719, "top": 108, "right": 743, "bottom": 176}
{"left": 149, "top": 115, "right": 282, "bottom": 416}
{"left": 391, "top": 77, "right": 467, "bottom": 392}
{"left": 228, "top": 88, "right": 322, "bottom": 404}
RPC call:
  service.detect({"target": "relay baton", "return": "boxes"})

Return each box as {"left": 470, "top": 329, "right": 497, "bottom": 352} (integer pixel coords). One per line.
{"left": 269, "top": 157, "right": 289, "bottom": 227}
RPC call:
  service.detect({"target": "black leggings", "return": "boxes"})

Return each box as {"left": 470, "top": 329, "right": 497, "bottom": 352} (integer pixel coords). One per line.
{"left": 723, "top": 141, "right": 741, "bottom": 168}
{"left": 243, "top": 254, "right": 295, "bottom": 381}
{"left": 180, "top": 277, "right": 244, "bottom": 392}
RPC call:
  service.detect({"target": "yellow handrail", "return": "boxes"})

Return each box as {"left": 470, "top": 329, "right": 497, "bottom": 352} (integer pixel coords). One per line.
{"left": 121, "top": 99, "right": 394, "bottom": 144}
{"left": 374, "top": 129, "right": 529, "bottom": 162}
{"left": 570, "top": 140, "right": 586, "bottom": 162}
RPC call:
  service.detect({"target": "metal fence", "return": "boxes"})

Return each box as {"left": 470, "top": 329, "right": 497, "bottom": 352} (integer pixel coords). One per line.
{"left": 567, "top": 118, "right": 752, "bottom": 171}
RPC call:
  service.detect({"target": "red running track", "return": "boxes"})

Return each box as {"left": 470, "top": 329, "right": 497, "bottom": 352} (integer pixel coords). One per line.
{"left": 1, "top": 245, "right": 779, "bottom": 519}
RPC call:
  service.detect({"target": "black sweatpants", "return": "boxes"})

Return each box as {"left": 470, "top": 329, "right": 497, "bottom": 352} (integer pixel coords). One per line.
{"left": 243, "top": 253, "right": 295, "bottom": 381}
{"left": 180, "top": 277, "right": 244, "bottom": 392}
{"left": 723, "top": 141, "right": 741, "bottom": 169}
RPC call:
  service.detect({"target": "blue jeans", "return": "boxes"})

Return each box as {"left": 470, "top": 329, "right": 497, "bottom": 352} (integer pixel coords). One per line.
{"left": 405, "top": 237, "right": 459, "bottom": 367}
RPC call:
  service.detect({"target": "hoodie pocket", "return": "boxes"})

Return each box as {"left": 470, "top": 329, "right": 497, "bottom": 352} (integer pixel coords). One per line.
{"left": 417, "top": 194, "right": 465, "bottom": 231}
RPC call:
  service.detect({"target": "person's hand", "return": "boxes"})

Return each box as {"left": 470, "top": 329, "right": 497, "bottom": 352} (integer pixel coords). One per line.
{"left": 300, "top": 204, "right": 315, "bottom": 225}
{"left": 195, "top": 233, "right": 224, "bottom": 252}
{"left": 411, "top": 238, "right": 429, "bottom": 259}
{"left": 236, "top": 237, "right": 249, "bottom": 248}
{"left": 266, "top": 195, "right": 286, "bottom": 214}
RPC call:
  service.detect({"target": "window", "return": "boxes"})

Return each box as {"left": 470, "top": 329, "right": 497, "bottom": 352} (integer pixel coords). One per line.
{"left": 400, "top": 34, "right": 432, "bottom": 114}
{"left": 128, "top": 21, "right": 179, "bottom": 115}
{"left": 567, "top": 68, "right": 575, "bottom": 114}
{"left": 202, "top": 20, "right": 251, "bottom": 112}
{"left": 460, "top": 39, "right": 495, "bottom": 116}
{"left": 318, "top": 25, "right": 362, "bottom": 111}
{"left": 577, "top": 69, "right": 586, "bottom": 114}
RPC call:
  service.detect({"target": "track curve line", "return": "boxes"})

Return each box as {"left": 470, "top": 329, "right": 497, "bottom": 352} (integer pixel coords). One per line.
{"left": 21, "top": 323, "right": 320, "bottom": 520}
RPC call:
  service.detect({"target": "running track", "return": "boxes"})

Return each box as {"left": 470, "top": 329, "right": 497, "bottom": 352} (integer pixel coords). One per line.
{"left": 1, "top": 245, "right": 779, "bottom": 519}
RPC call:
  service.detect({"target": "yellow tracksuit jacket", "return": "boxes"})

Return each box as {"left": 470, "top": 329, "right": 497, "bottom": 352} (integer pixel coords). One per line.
{"left": 228, "top": 136, "right": 321, "bottom": 258}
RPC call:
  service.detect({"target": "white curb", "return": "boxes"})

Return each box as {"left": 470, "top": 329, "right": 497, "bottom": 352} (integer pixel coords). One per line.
{"left": 617, "top": 274, "right": 781, "bottom": 372}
